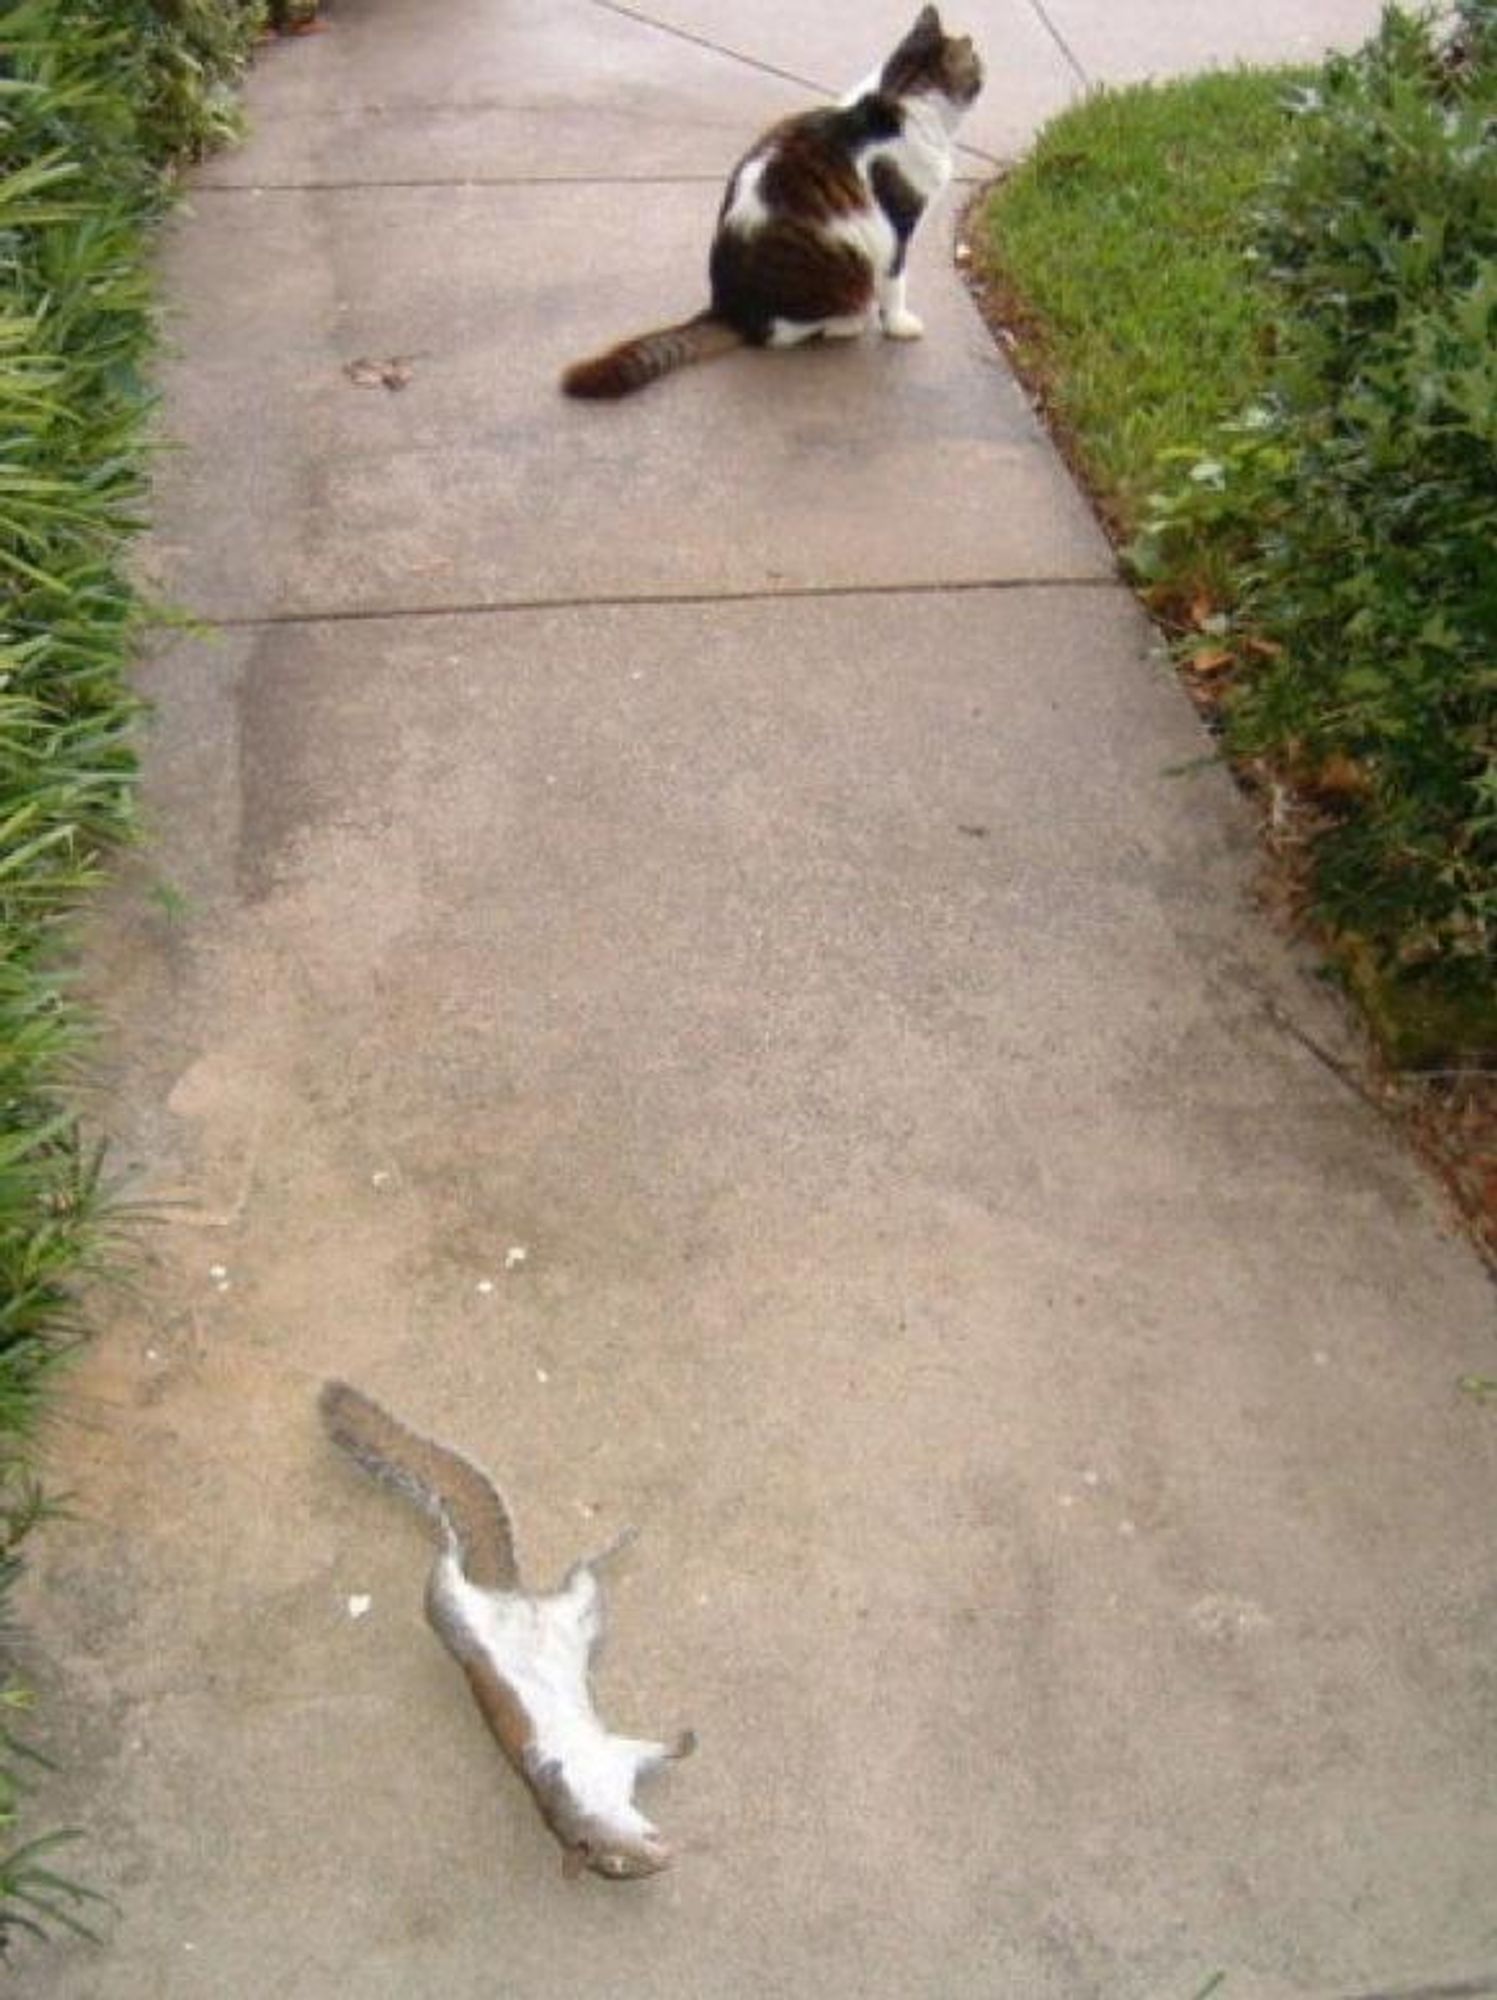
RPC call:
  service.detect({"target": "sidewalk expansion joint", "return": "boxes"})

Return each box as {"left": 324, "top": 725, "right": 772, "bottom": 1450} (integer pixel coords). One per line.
{"left": 583, "top": 0, "right": 1001, "bottom": 170}
{"left": 202, "top": 575, "right": 1122, "bottom": 630}
{"left": 1022, "top": 0, "right": 1089, "bottom": 89}
{"left": 191, "top": 174, "right": 730, "bottom": 193}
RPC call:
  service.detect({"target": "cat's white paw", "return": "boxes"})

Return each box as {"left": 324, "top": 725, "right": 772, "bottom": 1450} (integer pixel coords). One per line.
{"left": 821, "top": 314, "right": 870, "bottom": 341}
{"left": 882, "top": 309, "right": 925, "bottom": 341}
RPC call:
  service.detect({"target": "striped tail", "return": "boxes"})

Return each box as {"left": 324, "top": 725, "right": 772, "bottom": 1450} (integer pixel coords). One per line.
{"left": 319, "top": 1379, "right": 520, "bottom": 1589}
{"left": 561, "top": 311, "right": 742, "bottom": 399}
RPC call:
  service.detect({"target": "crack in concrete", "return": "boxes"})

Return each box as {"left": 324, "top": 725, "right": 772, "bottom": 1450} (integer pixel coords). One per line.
{"left": 584, "top": 0, "right": 1002, "bottom": 168}
{"left": 193, "top": 171, "right": 993, "bottom": 194}
{"left": 198, "top": 574, "right": 1121, "bottom": 631}
{"left": 192, "top": 174, "right": 731, "bottom": 192}
{"left": 1021, "top": 0, "right": 1089, "bottom": 88}
{"left": 589, "top": 0, "right": 828, "bottom": 96}
{"left": 1341, "top": 1981, "right": 1497, "bottom": 2000}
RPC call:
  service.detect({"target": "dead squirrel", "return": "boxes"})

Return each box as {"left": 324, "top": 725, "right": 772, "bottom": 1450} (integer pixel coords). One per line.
{"left": 319, "top": 1380, "right": 695, "bottom": 1880}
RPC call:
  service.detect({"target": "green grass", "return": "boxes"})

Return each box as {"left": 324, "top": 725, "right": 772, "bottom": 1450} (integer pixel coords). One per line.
{"left": 972, "top": 68, "right": 1304, "bottom": 532}
{"left": 971, "top": 9, "right": 1497, "bottom": 1063}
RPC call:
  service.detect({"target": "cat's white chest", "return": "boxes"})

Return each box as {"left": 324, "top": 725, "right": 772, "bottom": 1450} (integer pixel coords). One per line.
{"left": 873, "top": 123, "right": 954, "bottom": 205}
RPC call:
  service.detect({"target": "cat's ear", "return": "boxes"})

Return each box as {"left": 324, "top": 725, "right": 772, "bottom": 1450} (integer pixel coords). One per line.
{"left": 882, "top": 5, "right": 944, "bottom": 93}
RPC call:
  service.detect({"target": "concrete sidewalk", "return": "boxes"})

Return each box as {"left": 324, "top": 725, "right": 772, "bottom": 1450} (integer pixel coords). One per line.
{"left": 25, "top": 2, "right": 1497, "bottom": 1996}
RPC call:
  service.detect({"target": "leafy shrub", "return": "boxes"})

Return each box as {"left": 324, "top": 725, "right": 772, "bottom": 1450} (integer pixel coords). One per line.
{"left": 0, "top": 0, "right": 265, "bottom": 1950}
{"left": 1133, "top": 2, "right": 1497, "bottom": 1060}
{"left": 86, "top": 1, "right": 265, "bottom": 165}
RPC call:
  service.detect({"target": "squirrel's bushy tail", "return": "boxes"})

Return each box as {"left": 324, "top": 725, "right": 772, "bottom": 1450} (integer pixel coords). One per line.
{"left": 319, "top": 1380, "right": 520, "bottom": 1589}
{"left": 561, "top": 311, "right": 742, "bottom": 399}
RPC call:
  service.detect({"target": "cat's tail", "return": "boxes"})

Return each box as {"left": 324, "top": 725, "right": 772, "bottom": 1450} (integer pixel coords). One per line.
{"left": 561, "top": 311, "right": 742, "bottom": 399}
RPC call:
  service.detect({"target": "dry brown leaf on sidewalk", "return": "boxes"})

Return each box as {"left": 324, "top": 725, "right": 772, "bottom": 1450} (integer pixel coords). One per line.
{"left": 343, "top": 355, "right": 415, "bottom": 391}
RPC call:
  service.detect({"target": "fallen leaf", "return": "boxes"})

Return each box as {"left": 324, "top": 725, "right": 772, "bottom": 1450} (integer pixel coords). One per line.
{"left": 344, "top": 355, "right": 414, "bottom": 391}
{"left": 1311, "top": 752, "right": 1373, "bottom": 800}
{"left": 1186, "top": 647, "right": 1234, "bottom": 676}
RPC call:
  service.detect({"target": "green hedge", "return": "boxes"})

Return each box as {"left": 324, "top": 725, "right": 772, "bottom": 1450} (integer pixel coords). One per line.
{"left": 1134, "top": 2, "right": 1497, "bottom": 1062}
{"left": 0, "top": 0, "right": 263, "bottom": 1949}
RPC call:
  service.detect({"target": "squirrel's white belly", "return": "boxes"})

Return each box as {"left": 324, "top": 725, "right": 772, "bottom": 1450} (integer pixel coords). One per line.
{"left": 459, "top": 1583, "right": 644, "bottom": 1823}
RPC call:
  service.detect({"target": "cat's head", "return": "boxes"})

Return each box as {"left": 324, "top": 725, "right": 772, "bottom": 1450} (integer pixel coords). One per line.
{"left": 881, "top": 7, "right": 983, "bottom": 110}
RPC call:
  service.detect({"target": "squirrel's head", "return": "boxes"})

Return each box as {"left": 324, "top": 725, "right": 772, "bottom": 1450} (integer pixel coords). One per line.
{"left": 528, "top": 1748, "right": 673, "bottom": 1882}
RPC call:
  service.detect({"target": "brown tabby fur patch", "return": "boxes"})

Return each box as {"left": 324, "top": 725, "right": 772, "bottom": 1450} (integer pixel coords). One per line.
{"left": 754, "top": 118, "right": 868, "bottom": 222}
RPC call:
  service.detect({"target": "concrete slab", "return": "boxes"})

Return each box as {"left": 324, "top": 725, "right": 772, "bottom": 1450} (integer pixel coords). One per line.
{"left": 555, "top": 0, "right": 1081, "bottom": 162}
{"left": 147, "top": 182, "right": 1108, "bottom": 620}
{"left": 21, "top": 1, "right": 1497, "bottom": 1995}
{"left": 199, "top": 0, "right": 817, "bottom": 186}
{"left": 1042, "top": 0, "right": 1386, "bottom": 84}
{"left": 24, "top": 589, "right": 1497, "bottom": 1997}
{"left": 202, "top": 0, "right": 1386, "bottom": 196}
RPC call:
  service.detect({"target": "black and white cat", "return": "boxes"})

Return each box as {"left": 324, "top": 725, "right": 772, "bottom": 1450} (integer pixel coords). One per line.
{"left": 561, "top": 7, "right": 983, "bottom": 398}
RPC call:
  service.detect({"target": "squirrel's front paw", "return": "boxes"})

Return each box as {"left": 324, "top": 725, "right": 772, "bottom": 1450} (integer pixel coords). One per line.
{"left": 882, "top": 309, "right": 925, "bottom": 341}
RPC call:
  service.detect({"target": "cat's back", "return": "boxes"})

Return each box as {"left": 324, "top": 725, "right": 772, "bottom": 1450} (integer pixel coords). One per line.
{"left": 720, "top": 97, "right": 903, "bottom": 231}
